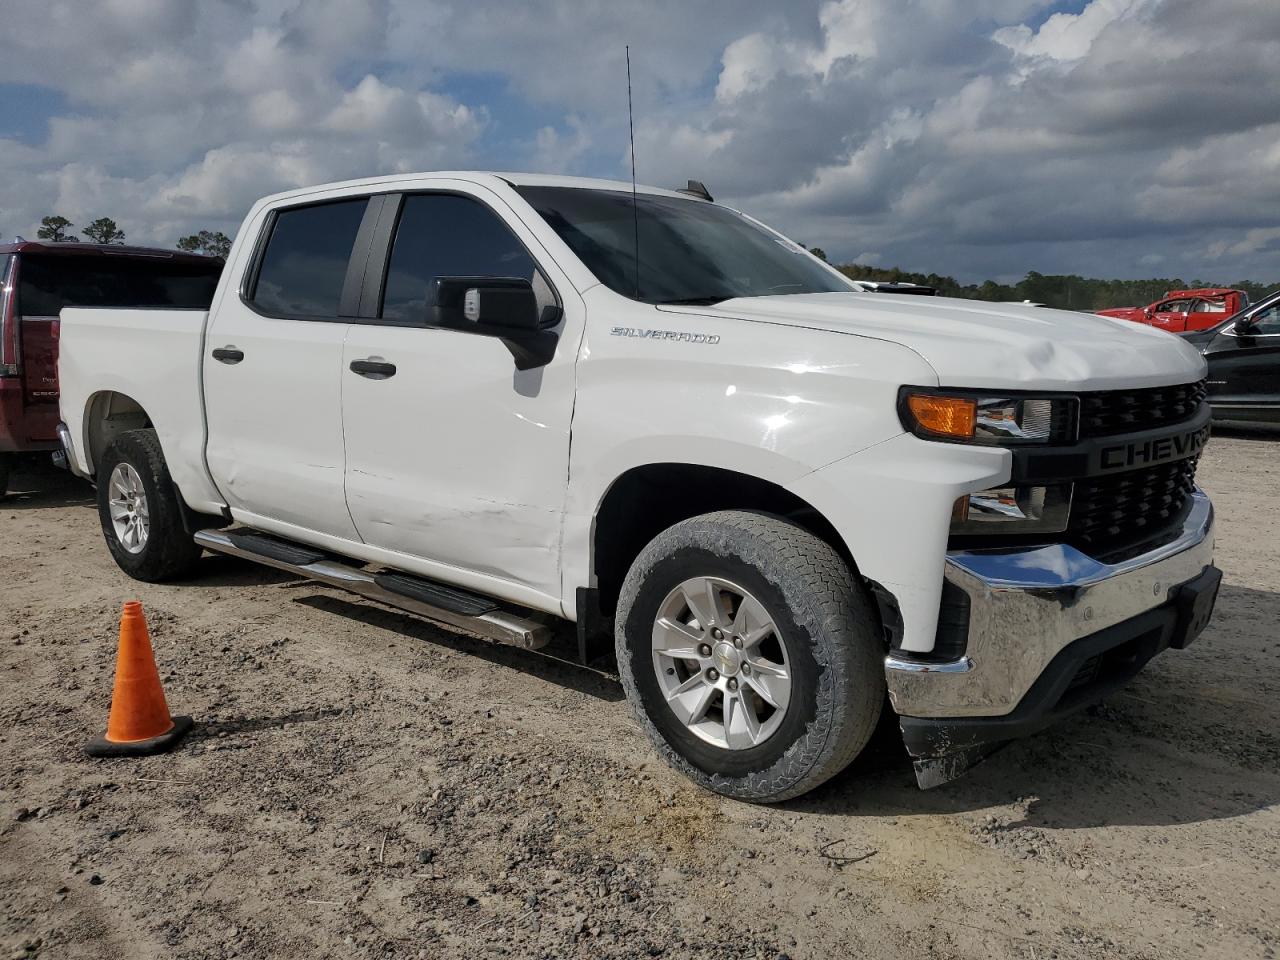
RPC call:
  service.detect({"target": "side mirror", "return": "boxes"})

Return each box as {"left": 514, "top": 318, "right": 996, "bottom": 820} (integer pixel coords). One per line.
{"left": 432, "top": 276, "right": 541, "bottom": 331}
{"left": 1233, "top": 315, "right": 1258, "bottom": 336}
{"left": 430, "top": 276, "right": 561, "bottom": 370}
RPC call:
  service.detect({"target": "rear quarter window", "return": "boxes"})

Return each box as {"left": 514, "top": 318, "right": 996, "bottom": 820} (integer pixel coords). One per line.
{"left": 17, "top": 254, "right": 223, "bottom": 315}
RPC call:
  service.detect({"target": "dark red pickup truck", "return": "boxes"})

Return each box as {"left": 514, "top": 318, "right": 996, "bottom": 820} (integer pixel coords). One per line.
{"left": 0, "top": 242, "right": 223, "bottom": 494}
{"left": 1096, "top": 288, "right": 1247, "bottom": 334}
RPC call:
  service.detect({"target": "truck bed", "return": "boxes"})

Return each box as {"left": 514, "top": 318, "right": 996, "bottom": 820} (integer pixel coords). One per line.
{"left": 57, "top": 307, "right": 225, "bottom": 513}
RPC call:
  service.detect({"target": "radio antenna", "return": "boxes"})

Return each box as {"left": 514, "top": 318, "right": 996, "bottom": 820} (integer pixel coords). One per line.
{"left": 626, "top": 45, "right": 641, "bottom": 300}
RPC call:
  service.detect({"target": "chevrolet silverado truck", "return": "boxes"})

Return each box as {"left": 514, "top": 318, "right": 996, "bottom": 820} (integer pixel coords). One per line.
{"left": 0, "top": 241, "right": 222, "bottom": 495}
{"left": 57, "top": 172, "right": 1221, "bottom": 801}
{"left": 1097, "top": 287, "right": 1246, "bottom": 334}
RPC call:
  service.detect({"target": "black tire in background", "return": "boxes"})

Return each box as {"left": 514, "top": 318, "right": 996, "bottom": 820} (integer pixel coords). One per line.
{"left": 96, "top": 429, "right": 203, "bottom": 582}
{"left": 615, "top": 510, "right": 884, "bottom": 803}
{"left": 0, "top": 454, "right": 10, "bottom": 498}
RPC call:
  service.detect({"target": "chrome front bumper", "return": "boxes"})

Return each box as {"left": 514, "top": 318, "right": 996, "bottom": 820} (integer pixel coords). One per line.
{"left": 885, "top": 490, "right": 1215, "bottom": 719}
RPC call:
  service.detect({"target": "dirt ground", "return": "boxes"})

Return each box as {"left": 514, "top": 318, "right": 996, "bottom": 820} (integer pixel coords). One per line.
{"left": 2, "top": 431, "right": 1278, "bottom": 960}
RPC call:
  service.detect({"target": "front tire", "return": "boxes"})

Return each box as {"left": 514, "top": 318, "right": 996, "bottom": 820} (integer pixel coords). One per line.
{"left": 96, "top": 429, "right": 202, "bottom": 582}
{"left": 615, "top": 510, "right": 883, "bottom": 803}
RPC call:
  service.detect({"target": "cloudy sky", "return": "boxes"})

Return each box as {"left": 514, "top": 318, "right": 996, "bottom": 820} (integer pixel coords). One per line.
{"left": 1, "top": 0, "right": 1278, "bottom": 283}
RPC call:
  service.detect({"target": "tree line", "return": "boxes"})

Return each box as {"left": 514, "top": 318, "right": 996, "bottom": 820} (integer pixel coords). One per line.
{"left": 37, "top": 214, "right": 126, "bottom": 245}
{"left": 32, "top": 214, "right": 231, "bottom": 258}
{"left": 22, "top": 215, "right": 1280, "bottom": 305}
{"left": 835, "top": 263, "right": 1279, "bottom": 310}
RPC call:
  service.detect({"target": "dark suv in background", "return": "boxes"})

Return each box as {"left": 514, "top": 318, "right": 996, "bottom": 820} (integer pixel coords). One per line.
{"left": 1182, "top": 288, "right": 1280, "bottom": 426}
{"left": 0, "top": 242, "right": 223, "bottom": 495}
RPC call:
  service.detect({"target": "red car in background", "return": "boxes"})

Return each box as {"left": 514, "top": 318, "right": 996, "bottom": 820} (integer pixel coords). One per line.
{"left": 1096, "top": 287, "right": 1247, "bottom": 334}
{"left": 1, "top": 242, "right": 223, "bottom": 495}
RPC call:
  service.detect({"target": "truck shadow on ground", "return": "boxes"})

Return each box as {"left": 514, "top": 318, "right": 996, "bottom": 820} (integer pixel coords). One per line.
{"left": 175, "top": 558, "right": 1278, "bottom": 828}
{"left": 2, "top": 461, "right": 94, "bottom": 509}
{"left": 803, "top": 581, "right": 1280, "bottom": 830}
{"left": 178, "top": 552, "right": 620, "bottom": 704}
{"left": 808, "top": 725, "right": 1279, "bottom": 832}
{"left": 291, "top": 592, "right": 625, "bottom": 704}
{"left": 182, "top": 551, "right": 302, "bottom": 587}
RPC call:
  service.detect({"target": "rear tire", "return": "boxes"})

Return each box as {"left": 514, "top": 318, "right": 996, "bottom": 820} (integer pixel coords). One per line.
{"left": 96, "top": 429, "right": 202, "bottom": 582}
{"left": 615, "top": 510, "right": 883, "bottom": 803}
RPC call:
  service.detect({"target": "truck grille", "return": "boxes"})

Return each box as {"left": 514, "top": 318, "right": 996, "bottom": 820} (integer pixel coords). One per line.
{"left": 1068, "top": 457, "right": 1199, "bottom": 557}
{"left": 1077, "top": 380, "right": 1207, "bottom": 438}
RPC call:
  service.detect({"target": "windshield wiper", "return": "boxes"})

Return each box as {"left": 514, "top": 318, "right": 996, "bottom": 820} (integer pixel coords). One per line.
{"left": 653, "top": 295, "right": 732, "bottom": 306}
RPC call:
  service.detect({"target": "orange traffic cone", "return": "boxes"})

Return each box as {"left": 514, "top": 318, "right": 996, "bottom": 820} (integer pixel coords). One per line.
{"left": 86, "top": 601, "right": 192, "bottom": 757}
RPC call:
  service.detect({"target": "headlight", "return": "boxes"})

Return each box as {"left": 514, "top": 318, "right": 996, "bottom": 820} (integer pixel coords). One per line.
{"left": 900, "top": 390, "right": 1074, "bottom": 444}
{"left": 950, "top": 484, "right": 1071, "bottom": 535}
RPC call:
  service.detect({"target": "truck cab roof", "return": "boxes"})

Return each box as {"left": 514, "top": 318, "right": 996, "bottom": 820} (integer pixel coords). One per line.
{"left": 250, "top": 170, "right": 709, "bottom": 211}
{"left": 1161, "top": 287, "right": 1239, "bottom": 300}
{"left": 0, "top": 240, "right": 221, "bottom": 262}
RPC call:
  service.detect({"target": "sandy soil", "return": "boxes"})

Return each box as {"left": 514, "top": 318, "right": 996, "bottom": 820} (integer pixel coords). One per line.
{"left": 2, "top": 431, "right": 1278, "bottom": 960}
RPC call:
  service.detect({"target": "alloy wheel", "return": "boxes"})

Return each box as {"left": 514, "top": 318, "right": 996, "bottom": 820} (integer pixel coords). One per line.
{"left": 650, "top": 576, "right": 792, "bottom": 750}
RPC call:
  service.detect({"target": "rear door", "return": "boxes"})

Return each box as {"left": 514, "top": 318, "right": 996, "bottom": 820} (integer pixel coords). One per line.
{"left": 1185, "top": 294, "right": 1233, "bottom": 332}
{"left": 1204, "top": 300, "right": 1280, "bottom": 423}
{"left": 203, "top": 196, "right": 372, "bottom": 541}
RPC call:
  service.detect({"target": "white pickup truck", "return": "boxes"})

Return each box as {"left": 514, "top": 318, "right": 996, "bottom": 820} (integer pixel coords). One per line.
{"left": 57, "top": 172, "right": 1221, "bottom": 801}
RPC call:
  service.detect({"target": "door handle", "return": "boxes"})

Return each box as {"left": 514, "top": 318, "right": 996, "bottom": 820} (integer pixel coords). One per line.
{"left": 212, "top": 346, "right": 244, "bottom": 364}
{"left": 349, "top": 358, "right": 397, "bottom": 379}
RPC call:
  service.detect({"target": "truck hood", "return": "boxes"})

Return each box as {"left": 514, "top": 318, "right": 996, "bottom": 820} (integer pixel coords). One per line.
{"left": 663, "top": 292, "right": 1206, "bottom": 391}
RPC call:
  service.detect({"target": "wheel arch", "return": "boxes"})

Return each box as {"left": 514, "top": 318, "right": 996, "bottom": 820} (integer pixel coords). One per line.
{"left": 589, "top": 462, "right": 865, "bottom": 619}
{"left": 81, "top": 390, "right": 154, "bottom": 479}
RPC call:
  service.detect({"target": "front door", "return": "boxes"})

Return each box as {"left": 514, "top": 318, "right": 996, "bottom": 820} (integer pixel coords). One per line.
{"left": 1148, "top": 297, "right": 1196, "bottom": 333}
{"left": 1204, "top": 299, "right": 1280, "bottom": 424}
{"left": 204, "top": 195, "right": 371, "bottom": 540}
{"left": 340, "top": 189, "right": 578, "bottom": 603}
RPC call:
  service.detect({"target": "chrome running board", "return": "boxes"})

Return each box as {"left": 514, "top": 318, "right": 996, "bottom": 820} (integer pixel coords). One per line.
{"left": 194, "top": 529, "right": 552, "bottom": 651}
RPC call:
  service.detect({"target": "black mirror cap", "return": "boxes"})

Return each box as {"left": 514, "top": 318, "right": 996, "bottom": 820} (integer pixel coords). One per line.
{"left": 431, "top": 276, "right": 560, "bottom": 369}
{"left": 432, "top": 276, "right": 542, "bottom": 331}
{"left": 1233, "top": 315, "right": 1258, "bottom": 336}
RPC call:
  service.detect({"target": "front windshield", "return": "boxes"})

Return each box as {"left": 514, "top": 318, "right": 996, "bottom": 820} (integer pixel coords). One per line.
{"left": 516, "top": 186, "right": 853, "bottom": 304}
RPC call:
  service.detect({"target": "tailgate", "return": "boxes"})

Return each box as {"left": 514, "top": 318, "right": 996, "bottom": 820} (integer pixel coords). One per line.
{"left": 20, "top": 315, "right": 59, "bottom": 406}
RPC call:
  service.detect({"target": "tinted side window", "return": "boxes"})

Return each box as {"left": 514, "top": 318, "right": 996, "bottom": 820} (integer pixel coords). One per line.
{"left": 1252, "top": 303, "right": 1280, "bottom": 334}
{"left": 18, "top": 255, "right": 223, "bottom": 315}
{"left": 250, "top": 199, "right": 368, "bottom": 318}
{"left": 381, "top": 194, "right": 536, "bottom": 324}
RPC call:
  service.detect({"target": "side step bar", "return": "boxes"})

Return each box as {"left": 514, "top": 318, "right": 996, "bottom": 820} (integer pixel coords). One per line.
{"left": 194, "top": 529, "right": 552, "bottom": 651}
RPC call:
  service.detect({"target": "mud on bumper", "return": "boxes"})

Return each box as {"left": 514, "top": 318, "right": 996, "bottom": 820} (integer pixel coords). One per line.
{"left": 885, "top": 490, "right": 1219, "bottom": 788}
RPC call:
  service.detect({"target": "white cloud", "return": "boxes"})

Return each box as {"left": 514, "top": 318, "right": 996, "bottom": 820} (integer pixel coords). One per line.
{"left": 994, "top": 0, "right": 1157, "bottom": 61}
{"left": 717, "top": 33, "right": 804, "bottom": 102}
{"left": 1205, "top": 228, "right": 1280, "bottom": 260}
{"left": 0, "top": 0, "right": 1278, "bottom": 285}
{"left": 324, "top": 75, "right": 483, "bottom": 145}
{"left": 530, "top": 117, "right": 593, "bottom": 174}
{"left": 0, "top": 0, "right": 485, "bottom": 245}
